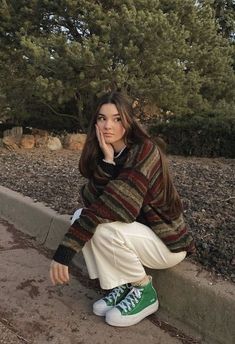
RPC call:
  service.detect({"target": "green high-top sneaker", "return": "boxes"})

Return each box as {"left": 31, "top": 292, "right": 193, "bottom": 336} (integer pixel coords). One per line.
{"left": 105, "top": 277, "right": 159, "bottom": 326}
{"left": 93, "top": 283, "right": 132, "bottom": 316}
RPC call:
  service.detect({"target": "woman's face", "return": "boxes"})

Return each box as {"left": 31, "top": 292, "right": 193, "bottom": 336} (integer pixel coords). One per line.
{"left": 96, "top": 103, "right": 126, "bottom": 150}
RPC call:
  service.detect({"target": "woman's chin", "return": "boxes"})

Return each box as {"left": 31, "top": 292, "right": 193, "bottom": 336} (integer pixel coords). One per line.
{"left": 104, "top": 138, "right": 114, "bottom": 143}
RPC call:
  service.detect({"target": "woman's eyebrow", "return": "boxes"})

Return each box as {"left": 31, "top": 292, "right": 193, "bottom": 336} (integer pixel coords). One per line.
{"left": 98, "top": 113, "right": 120, "bottom": 117}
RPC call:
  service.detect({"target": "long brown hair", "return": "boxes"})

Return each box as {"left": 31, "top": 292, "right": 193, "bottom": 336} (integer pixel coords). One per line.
{"left": 79, "top": 92, "right": 150, "bottom": 179}
{"left": 79, "top": 91, "right": 183, "bottom": 216}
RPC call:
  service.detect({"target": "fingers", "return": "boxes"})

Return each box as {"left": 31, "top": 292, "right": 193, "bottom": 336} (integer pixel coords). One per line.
{"left": 50, "top": 264, "right": 56, "bottom": 285}
{"left": 99, "top": 129, "right": 106, "bottom": 147}
{"left": 95, "top": 124, "right": 110, "bottom": 149}
{"left": 95, "top": 124, "right": 105, "bottom": 148}
{"left": 59, "top": 264, "right": 69, "bottom": 283}
{"left": 95, "top": 125, "right": 101, "bottom": 146}
{"left": 50, "top": 261, "right": 70, "bottom": 286}
{"left": 95, "top": 125, "right": 114, "bottom": 160}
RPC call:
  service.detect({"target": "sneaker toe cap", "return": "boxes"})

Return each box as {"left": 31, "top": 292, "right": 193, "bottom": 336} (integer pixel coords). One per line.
{"left": 93, "top": 300, "right": 112, "bottom": 316}
{"left": 105, "top": 307, "right": 123, "bottom": 326}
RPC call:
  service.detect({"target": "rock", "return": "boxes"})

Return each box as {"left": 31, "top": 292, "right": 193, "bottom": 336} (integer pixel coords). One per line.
{"left": 2, "top": 136, "right": 19, "bottom": 151}
{"left": 34, "top": 134, "right": 48, "bottom": 148}
{"left": 63, "top": 134, "right": 86, "bottom": 151}
{"left": 30, "top": 128, "right": 49, "bottom": 148}
{"left": 20, "top": 135, "right": 35, "bottom": 149}
{"left": 3, "top": 126, "right": 23, "bottom": 144}
{"left": 31, "top": 128, "right": 49, "bottom": 137}
{"left": 47, "top": 136, "right": 62, "bottom": 151}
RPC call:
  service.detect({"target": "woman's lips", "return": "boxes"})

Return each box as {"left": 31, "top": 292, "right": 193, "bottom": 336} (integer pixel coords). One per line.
{"left": 103, "top": 133, "right": 114, "bottom": 137}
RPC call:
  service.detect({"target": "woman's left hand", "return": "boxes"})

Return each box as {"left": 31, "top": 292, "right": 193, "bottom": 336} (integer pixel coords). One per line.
{"left": 50, "top": 260, "right": 70, "bottom": 285}
{"left": 95, "top": 124, "right": 114, "bottom": 161}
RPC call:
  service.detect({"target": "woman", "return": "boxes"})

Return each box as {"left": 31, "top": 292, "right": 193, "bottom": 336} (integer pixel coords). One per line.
{"left": 50, "top": 91, "right": 195, "bottom": 327}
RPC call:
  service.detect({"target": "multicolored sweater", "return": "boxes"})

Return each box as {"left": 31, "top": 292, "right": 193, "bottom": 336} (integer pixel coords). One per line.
{"left": 53, "top": 139, "right": 195, "bottom": 266}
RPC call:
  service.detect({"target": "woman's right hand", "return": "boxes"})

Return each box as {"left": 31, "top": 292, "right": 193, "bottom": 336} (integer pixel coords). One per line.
{"left": 50, "top": 260, "right": 70, "bottom": 285}
{"left": 95, "top": 124, "right": 114, "bottom": 162}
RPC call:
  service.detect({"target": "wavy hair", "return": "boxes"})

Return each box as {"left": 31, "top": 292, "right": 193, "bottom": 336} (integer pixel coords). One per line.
{"left": 79, "top": 91, "right": 183, "bottom": 216}
{"left": 79, "top": 92, "right": 150, "bottom": 179}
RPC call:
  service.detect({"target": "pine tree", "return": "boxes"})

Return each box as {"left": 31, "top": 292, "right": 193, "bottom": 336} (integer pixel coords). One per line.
{"left": 0, "top": 0, "right": 234, "bottom": 129}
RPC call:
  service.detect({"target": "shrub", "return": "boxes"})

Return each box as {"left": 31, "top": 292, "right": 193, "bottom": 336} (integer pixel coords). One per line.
{"left": 149, "top": 114, "right": 235, "bottom": 158}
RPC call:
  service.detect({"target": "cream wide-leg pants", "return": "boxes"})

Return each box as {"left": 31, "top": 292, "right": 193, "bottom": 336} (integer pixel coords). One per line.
{"left": 71, "top": 209, "right": 186, "bottom": 290}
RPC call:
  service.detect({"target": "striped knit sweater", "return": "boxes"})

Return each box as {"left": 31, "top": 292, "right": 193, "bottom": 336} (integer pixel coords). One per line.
{"left": 53, "top": 139, "right": 195, "bottom": 266}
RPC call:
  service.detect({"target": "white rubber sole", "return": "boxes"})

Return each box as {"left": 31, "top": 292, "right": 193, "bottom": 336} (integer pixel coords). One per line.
{"left": 105, "top": 300, "right": 159, "bottom": 327}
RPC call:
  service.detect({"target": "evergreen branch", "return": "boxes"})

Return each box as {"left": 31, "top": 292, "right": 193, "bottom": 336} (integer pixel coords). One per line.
{"left": 40, "top": 101, "right": 79, "bottom": 122}
{"left": 63, "top": 18, "right": 83, "bottom": 43}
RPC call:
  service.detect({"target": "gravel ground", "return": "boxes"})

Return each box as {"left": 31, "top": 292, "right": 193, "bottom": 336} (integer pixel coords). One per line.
{"left": 0, "top": 147, "right": 234, "bottom": 283}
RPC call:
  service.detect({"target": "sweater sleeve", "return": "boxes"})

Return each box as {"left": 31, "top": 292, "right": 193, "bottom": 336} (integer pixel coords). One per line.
{"left": 79, "top": 160, "right": 117, "bottom": 207}
{"left": 53, "top": 141, "right": 161, "bottom": 265}
{"left": 79, "top": 180, "right": 100, "bottom": 207}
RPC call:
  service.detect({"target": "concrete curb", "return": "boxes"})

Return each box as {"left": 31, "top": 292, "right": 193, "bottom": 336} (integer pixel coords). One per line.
{"left": 0, "top": 185, "right": 234, "bottom": 344}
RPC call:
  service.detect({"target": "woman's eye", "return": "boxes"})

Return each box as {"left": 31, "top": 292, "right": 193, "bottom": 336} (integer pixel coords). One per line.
{"left": 97, "top": 117, "right": 105, "bottom": 121}
{"left": 115, "top": 117, "right": 122, "bottom": 122}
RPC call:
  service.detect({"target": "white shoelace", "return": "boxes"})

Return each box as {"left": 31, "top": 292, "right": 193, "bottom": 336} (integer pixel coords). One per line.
{"left": 117, "top": 287, "right": 143, "bottom": 312}
{"left": 106, "top": 285, "right": 127, "bottom": 304}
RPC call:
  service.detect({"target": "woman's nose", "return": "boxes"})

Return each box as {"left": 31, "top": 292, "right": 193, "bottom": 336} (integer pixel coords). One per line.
{"left": 104, "top": 120, "right": 112, "bottom": 129}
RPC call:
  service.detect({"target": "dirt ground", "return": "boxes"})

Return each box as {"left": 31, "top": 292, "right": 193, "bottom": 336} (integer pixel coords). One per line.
{"left": 0, "top": 147, "right": 234, "bottom": 283}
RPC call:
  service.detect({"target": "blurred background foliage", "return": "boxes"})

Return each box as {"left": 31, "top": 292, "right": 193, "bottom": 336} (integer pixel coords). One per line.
{"left": 0, "top": 0, "right": 234, "bottom": 156}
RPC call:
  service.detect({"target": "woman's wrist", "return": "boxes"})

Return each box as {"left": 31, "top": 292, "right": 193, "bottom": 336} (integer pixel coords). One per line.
{"left": 53, "top": 244, "right": 76, "bottom": 266}
{"left": 103, "top": 154, "right": 115, "bottom": 163}
{"left": 102, "top": 158, "right": 116, "bottom": 165}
